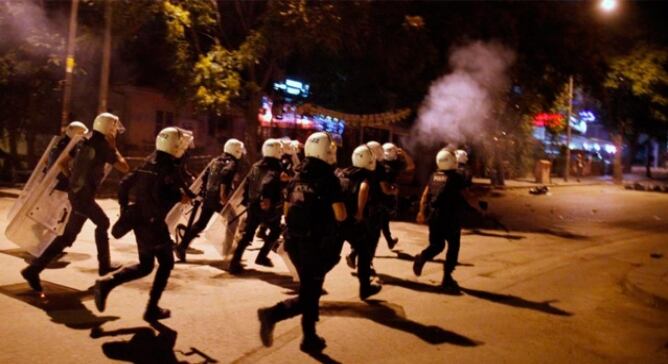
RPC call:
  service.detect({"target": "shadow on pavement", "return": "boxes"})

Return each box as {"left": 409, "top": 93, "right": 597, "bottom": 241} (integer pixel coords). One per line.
{"left": 305, "top": 351, "right": 342, "bottom": 364}
{"left": 211, "top": 267, "right": 299, "bottom": 293}
{"left": 459, "top": 287, "right": 573, "bottom": 316}
{"left": 0, "top": 281, "right": 118, "bottom": 329}
{"left": 463, "top": 229, "right": 526, "bottom": 240}
{"left": 374, "top": 250, "right": 444, "bottom": 264}
{"left": 376, "top": 273, "right": 573, "bottom": 316}
{"left": 0, "top": 248, "right": 91, "bottom": 268}
{"left": 374, "top": 250, "right": 473, "bottom": 267}
{"left": 91, "top": 321, "right": 218, "bottom": 364}
{"left": 320, "top": 300, "right": 481, "bottom": 346}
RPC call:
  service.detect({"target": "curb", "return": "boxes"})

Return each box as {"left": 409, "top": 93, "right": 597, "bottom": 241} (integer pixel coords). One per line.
{"left": 623, "top": 264, "right": 668, "bottom": 310}
{"left": 473, "top": 181, "right": 610, "bottom": 190}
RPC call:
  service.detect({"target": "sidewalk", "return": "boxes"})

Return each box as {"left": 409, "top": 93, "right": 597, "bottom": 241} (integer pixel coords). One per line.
{"left": 474, "top": 173, "right": 668, "bottom": 190}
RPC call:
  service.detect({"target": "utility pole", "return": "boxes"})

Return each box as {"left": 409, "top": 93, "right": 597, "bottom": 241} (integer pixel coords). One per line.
{"left": 60, "top": 0, "right": 80, "bottom": 128}
{"left": 564, "top": 75, "right": 574, "bottom": 182}
{"left": 98, "top": 0, "right": 112, "bottom": 114}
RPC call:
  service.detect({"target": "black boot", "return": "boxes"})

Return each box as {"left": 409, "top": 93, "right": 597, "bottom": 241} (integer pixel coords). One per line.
{"left": 228, "top": 247, "right": 245, "bottom": 274}
{"left": 99, "top": 262, "right": 122, "bottom": 276}
{"left": 413, "top": 253, "right": 426, "bottom": 277}
{"left": 93, "top": 278, "right": 113, "bottom": 312}
{"left": 300, "top": 335, "right": 327, "bottom": 353}
{"left": 360, "top": 283, "right": 382, "bottom": 300}
{"left": 21, "top": 266, "right": 42, "bottom": 292}
{"left": 387, "top": 237, "right": 399, "bottom": 250}
{"left": 257, "top": 307, "right": 276, "bottom": 347}
{"left": 144, "top": 304, "right": 171, "bottom": 322}
{"left": 441, "top": 274, "right": 461, "bottom": 294}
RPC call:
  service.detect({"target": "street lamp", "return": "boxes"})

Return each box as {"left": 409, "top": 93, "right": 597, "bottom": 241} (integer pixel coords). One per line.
{"left": 600, "top": 0, "right": 618, "bottom": 13}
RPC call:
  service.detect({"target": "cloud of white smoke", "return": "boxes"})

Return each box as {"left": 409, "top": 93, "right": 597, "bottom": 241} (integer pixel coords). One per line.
{"left": 410, "top": 41, "right": 515, "bottom": 149}
{"left": 0, "top": 1, "right": 62, "bottom": 54}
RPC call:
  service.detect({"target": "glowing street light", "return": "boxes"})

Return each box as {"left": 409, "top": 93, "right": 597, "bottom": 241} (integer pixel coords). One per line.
{"left": 600, "top": 0, "right": 618, "bottom": 13}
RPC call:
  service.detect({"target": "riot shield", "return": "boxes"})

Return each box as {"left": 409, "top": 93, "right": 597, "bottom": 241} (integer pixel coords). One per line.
{"left": 4, "top": 135, "right": 83, "bottom": 257}
{"left": 275, "top": 238, "right": 299, "bottom": 282}
{"left": 165, "top": 160, "right": 214, "bottom": 241}
{"left": 205, "top": 177, "right": 247, "bottom": 261}
{"left": 6, "top": 136, "right": 58, "bottom": 221}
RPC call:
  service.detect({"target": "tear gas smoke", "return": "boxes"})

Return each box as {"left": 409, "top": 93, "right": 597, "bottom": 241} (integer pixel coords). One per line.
{"left": 0, "top": 1, "right": 63, "bottom": 55}
{"left": 410, "top": 41, "right": 515, "bottom": 150}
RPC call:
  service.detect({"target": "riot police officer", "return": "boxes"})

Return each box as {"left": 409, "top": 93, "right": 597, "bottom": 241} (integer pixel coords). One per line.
{"left": 413, "top": 149, "right": 467, "bottom": 293}
{"left": 21, "top": 113, "right": 130, "bottom": 292}
{"left": 94, "top": 127, "right": 195, "bottom": 321}
{"left": 228, "top": 138, "right": 284, "bottom": 273}
{"left": 338, "top": 145, "right": 382, "bottom": 299}
{"left": 257, "top": 132, "right": 346, "bottom": 353}
{"left": 345, "top": 141, "right": 396, "bottom": 274}
{"left": 175, "top": 138, "right": 245, "bottom": 262}
{"left": 380, "top": 142, "right": 415, "bottom": 249}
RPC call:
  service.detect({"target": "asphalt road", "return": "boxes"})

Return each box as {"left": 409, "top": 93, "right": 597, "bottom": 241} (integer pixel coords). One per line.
{"left": 0, "top": 184, "right": 666, "bottom": 363}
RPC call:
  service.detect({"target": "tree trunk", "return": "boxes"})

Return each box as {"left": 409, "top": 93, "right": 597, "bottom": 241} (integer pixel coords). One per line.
{"left": 612, "top": 133, "right": 623, "bottom": 184}
{"left": 243, "top": 91, "right": 261, "bottom": 163}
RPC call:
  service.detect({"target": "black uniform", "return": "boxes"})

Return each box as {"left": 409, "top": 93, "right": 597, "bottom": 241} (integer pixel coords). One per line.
{"left": 229, "top": 157, "right": 283, "bottom": 272}
{"left": 347, "top": 163, "right": 386, "bottom": 271}
{"left": 380, "top": 158, "right": 406, "bottom": 247}
{"left": 176, "top": 153, "right": 239, "bottom": 258}
{"left": 256, "top": 153, "right": 295, "bottom": 240}
{"left": 337, "top": 166, "right": 380, "bottom": 298}
{"left": 23, "top": 131, "right": 118, "bottom": 284}
{"left": 416, "top": 169, "right": 467, "bottom": 286}
{"left": 258, "top": 157, "right": 343, "bottom": 352}
{"left": 96, "top": 151, "right": 192, "bottom": 319}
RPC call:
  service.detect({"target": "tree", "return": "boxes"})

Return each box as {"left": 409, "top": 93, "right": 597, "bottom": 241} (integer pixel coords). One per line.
{"left": 604, "top": 44, "right": 668, "bottom": 182}
{"left": 0, "top": 2, "right": 65, "bottom": 173}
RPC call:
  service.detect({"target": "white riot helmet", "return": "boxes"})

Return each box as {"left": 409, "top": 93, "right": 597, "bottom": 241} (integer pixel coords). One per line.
{"left": 366, "top": 141, "right": 384, "bottom": 162}
{"left": 279, "top": 137, "right": 294, "bottom": 155}
{"left": 383, "top": 142, "right": 399, "bottom": 161}
{"left": 93, "top": 112, "right": 124, "bottom": 137}
{"left": 305, "top": 132, "right": 337, "bottom": 165}
{"left": 156, "top": 127, "right": 194, "bottom": 158}
{"left": 290, "top": 140, "right": 303, "bottom": 153}
{"left": 455, "top": 149, "right": 468, "bottom": 164}
{"left": 435, "top": 149, "right": 457, "bottom": 171}
{"left": 352, "top": 145, "right": 376, "bottom": 171}
{"left": 262, "top": 138, "right": 282, "bottom": 159}
{"left": 223, "top": 138, "right": 245, "bottom": 160}
{"left": 65, "top": 121, "right": 88, "bottom": 138}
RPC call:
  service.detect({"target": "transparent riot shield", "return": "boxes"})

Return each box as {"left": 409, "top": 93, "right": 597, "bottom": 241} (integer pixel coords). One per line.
{"left": 165, "top": 160, "right": 214, "bottom": 241}
{"left": 205, "top": 177, "right": 247, "bottom": 261}
{"left": 4, "top": 135, "right": 83, "bottom": 257}
{"left": 275, "top": 238, "right": 299, "bottom": 282}
{"left": 6, "top": 136, "right": 59, "bottom": 221}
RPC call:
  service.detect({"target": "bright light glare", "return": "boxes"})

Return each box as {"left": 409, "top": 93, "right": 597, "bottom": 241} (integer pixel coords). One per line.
{"left": 600, "top": 0, "right": 618, "bottom": 12}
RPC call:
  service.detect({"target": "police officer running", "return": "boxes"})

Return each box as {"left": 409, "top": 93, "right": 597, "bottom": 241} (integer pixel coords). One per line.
{"left": 413, "top": 148, "right": 468, "bottom": 293}
{"left": 257, "top": 132, "right": 346, "bottom": 353}
{"left": 338, "top": 145, "right": 382, "bottom": 299}
{"left": 228, "top": 138, "right": 284, "bottom": 273}
{"left": 94, "top": 127, "right": 195, "bottom": 321}
{"left": 175, "top": 138, "right": 245, "bottom": 262}
{"left": 21, "top": 113, "right": 129, "bottom": 292}
{"left": 380, "top": 142, "right": 415, "bottom": 249}
{"left": 345, "top": 141, "right": 397, "bottom": 274}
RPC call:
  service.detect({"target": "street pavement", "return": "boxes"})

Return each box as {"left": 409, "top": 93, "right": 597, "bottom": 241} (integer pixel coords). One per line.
{"left": 0, "top": 184, "right": 667, "bottom": 364}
